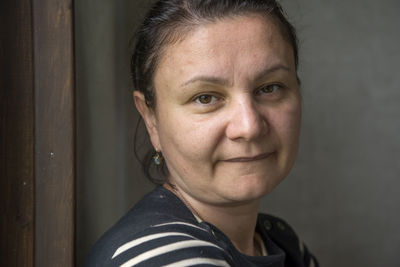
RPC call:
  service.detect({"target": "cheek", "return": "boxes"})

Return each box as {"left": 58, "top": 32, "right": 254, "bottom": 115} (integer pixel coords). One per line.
{"left": 156, "top": 107, "right": 224, "bottom": 163}
{"left": 270, "top": 100, "right": 302, "bottom": 147}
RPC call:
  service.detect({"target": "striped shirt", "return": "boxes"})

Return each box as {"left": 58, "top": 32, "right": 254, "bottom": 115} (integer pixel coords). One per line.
{"left": 86, "top": 187, "right": 318, "bottom": 267}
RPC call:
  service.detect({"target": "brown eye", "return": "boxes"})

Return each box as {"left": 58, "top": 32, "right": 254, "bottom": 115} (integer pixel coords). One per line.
{"left": 258, "top": 84, "right": 282, "bottom": 94}
{"left": 195, "top": 94, "right": 216, "bottom": 104}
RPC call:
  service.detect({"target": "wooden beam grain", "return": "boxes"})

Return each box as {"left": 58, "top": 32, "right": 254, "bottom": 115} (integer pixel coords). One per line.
{"left": 0, "top": 0, "right": 35, "bottom": 266}
{"left": 1, "top": 0, "right": 76, "bottom": 266}
{"left": 32, "top": 0, "right": 76, "bottom": 266}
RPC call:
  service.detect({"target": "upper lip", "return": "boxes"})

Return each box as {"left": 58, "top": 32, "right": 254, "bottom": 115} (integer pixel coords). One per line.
{"left": 224, "top": 152, "right": 273, "bottom": 162}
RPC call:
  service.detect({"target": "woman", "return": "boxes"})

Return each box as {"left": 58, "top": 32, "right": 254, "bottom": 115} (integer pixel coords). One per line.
{"left": 87, "top": 0, "right": 318, "bottom": 266}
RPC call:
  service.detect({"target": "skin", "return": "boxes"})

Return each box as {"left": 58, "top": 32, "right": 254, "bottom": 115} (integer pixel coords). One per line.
{"left": 134, "top": 15, "right": 301, "bottom": 256}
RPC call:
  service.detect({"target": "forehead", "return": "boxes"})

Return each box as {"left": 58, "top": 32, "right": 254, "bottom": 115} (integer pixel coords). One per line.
{"left": 154, "top": 15, "right": 294, "bottom": 86}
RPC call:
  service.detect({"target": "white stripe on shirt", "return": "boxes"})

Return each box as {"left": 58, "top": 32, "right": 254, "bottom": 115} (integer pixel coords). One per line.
{"left": 152, "top": 221, "right": 207, "bottom": 231}
{"left": 119, "top": 239, "right": 224, "bottom": 267}
{"left": 112, "top": 232, "right": 195, "bottom": 259}
{"left": 162, "top": 257, "right": 230, "bottom": 267}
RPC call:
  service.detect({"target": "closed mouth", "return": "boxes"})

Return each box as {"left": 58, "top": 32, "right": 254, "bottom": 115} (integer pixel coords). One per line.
{"left": 224, "top": 152, "right": 273, "bottom": 163}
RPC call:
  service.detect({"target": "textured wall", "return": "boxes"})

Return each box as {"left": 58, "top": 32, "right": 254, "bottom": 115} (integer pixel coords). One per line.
{"left": 75, "top": 0, "right": 400, "bottom": 266}
{"left": 264, "top": 0, "right": 400, "bottom": 266}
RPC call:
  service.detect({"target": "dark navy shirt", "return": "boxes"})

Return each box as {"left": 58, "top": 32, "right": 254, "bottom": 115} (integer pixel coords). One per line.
{"left": 86, "top": 187, "right": 318, "bottom": 267}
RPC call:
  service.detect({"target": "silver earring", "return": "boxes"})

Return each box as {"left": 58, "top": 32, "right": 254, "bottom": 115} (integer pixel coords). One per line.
{"left": 153, "top": 151, "right": 163, "bottom": 165}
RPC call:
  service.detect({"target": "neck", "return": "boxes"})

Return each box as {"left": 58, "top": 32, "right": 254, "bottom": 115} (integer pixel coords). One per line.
{"left": 200, "top": 201, "right": 260, "bottom": 256}
{"left": 164, "top": 183, "right": 260, "bottom": 256}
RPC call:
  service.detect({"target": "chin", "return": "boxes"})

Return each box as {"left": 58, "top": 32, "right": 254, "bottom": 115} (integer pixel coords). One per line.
{"left": 224, "top": 173, "right": 283, "bottom": 203}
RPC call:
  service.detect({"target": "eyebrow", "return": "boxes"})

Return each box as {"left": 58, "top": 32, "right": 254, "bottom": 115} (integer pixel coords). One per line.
{"left": 180, "top": 76, "right": 231, "bottom": 88}
{"left": 253, "top": 64, "right": 293, "bottom": 82}
{"left": 180, "top": 64, "right": 293, "bottom": 88}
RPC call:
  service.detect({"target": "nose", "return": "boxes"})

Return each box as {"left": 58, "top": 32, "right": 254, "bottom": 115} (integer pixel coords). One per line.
{"left": 225, "top": 97, "right": 268, "bottom": 141}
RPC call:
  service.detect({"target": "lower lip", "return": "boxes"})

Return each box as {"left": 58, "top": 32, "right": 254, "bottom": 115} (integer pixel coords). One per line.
{"left": 224, "top": 152, "right": 274, "bottom": 163}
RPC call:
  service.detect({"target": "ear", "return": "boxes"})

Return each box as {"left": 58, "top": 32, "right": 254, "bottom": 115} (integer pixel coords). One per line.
{"left": 133, "top": 91, "right": 161, "bottom": 151}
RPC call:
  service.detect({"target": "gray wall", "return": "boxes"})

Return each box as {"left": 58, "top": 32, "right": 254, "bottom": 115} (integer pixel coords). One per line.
{"left": 75, "top": 1, "right": 154, "bottom": 265}
{"left": 75, "top": 0, "right": 400, "bottom": 266}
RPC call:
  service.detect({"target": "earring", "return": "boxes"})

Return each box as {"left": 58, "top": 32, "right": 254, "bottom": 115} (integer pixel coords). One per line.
{"left": 153, "top": 151, "right": 163, "bottom": 165}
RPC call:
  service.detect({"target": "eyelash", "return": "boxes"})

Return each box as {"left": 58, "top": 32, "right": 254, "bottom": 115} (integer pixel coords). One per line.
{"left": 192, "top": 83, "right": 284, "bottom": 105}
{"left": 193, "top": 94, "right": 220, "bottom": 105}
{"left": 256, "top": 83, "right": 283, "bottom": 95}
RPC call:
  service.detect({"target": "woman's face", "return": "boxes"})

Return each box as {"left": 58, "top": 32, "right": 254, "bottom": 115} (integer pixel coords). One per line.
{"left": 137, "top": 15, "right": 301, "bottom": 206}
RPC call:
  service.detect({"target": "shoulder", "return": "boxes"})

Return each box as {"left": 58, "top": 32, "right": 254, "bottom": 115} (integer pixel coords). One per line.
{"left": 258, "top": 213, "right": 319, "bottom": 267}
{"left": 85, "top": 187, "right": 232, "bottom": 267}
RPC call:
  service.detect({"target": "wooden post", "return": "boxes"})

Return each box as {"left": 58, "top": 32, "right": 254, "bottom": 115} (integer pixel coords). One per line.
{"left": 1, "top": 0, "right": 76, "bottom": 266}
{"left": 32, "top": 0, "right": 75, "bottom": 266}
{"left": 1, "top": 1, "right": 35, "bottom": 266}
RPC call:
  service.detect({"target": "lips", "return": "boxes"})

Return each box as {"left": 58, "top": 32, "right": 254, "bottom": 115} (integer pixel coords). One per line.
{"left": 224, "top": 152, "right": 273, "bottom": 162}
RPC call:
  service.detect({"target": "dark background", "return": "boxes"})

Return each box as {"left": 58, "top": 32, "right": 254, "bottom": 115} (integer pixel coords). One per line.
{"left": 75, "top": 1, "right": 400, "bottom": 266}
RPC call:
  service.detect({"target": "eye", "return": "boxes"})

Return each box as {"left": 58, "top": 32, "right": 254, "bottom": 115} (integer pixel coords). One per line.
{"left": 257, "top": 84, "right": 282, "bottom": 95}
{"left": 194, "top": 94, "right": 218, "bottom": 105}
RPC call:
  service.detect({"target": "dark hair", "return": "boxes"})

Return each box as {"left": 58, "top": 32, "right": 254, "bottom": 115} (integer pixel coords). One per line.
{"left": 131, "top": 0, "right": 299, "bottom": 184}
